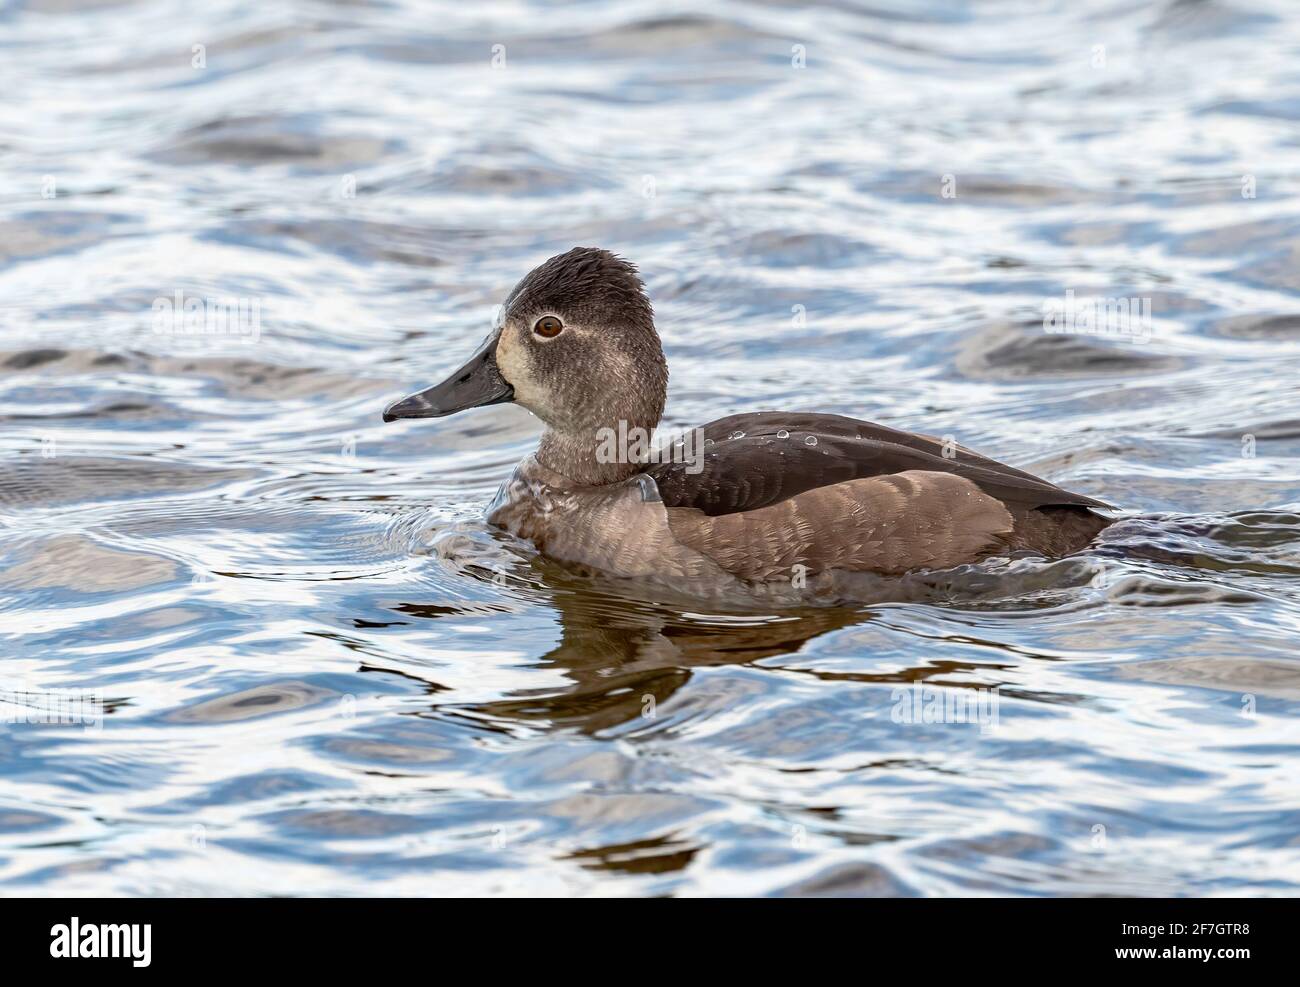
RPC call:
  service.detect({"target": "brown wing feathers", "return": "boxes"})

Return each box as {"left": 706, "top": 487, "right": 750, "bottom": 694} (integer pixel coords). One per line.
{"left": 664, "top": 470, "right": 1018, "bottom": 580}
{"left": 646, "top": 412, "right": 1109, "bottom": 516}
{"left": 647, "top": 412, "right": 1111, "bottom": 577}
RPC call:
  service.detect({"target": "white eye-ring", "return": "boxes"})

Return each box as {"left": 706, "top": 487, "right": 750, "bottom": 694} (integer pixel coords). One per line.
{"left": 533, "top": 315, "right": 563, "bottom": 339}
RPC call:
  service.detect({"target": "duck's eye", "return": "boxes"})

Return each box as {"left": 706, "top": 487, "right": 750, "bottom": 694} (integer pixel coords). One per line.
{"left": 533, "top": 315, "right": 564, "bottom": 338}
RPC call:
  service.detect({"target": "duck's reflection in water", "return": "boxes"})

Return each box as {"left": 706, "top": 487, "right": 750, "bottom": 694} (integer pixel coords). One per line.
{"left": 375, "top": 560, "right": 1032, "bottom": 735}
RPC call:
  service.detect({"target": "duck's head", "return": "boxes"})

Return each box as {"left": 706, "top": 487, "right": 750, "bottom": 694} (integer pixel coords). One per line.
{"left": 383, "top": 248, "right": 668, "bottom": 444}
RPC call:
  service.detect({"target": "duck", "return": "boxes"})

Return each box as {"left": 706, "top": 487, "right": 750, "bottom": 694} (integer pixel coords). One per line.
{"left": 384, "top": 247, "right": 1112, "bottom": 599}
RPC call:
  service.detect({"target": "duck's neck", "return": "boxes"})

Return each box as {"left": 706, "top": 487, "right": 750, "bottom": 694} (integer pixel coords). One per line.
{"left": 536, "top": 424, "right": 653, "bottom": 487}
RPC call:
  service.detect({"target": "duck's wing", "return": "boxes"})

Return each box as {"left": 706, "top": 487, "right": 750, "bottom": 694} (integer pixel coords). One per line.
{"left": 644, "top": 411, "right": 1110, "bottom": 516}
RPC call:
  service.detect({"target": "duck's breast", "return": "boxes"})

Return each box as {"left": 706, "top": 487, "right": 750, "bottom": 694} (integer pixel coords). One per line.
{"left": 486, "top": 464, "right": 737, "bottom": 584}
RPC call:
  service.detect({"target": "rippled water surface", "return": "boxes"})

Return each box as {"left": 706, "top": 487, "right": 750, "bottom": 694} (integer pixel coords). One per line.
{"left": 3, "top": 0, "right": 1300, "bottom": 896}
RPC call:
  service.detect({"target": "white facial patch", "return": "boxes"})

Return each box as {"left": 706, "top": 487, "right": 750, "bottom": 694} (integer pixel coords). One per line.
{"left": 495, "top": 323, "right": 555, "bottom": 420}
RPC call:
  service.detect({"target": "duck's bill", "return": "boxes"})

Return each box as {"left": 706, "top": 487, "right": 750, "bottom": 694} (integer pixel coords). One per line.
{"left": 382, "top": 335, "right": 515, "bottom": 422}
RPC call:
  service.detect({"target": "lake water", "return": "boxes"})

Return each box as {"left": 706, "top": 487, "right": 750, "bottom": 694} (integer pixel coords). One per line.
{"left": 2, "top": 0, "right": 1299, "bottom": 896}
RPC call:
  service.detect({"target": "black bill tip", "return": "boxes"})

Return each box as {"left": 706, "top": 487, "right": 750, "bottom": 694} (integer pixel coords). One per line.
{"left": 382, "top": 332, "right": 514, "bottom": 423}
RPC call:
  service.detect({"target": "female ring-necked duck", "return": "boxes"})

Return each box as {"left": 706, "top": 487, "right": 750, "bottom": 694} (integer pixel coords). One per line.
{"left": 384, "top": 247, "right": 1111, "bottom": 595}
